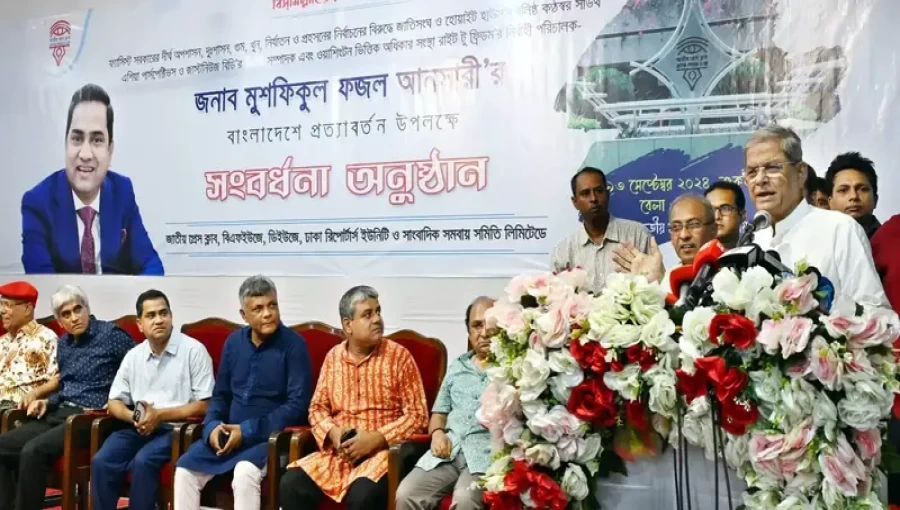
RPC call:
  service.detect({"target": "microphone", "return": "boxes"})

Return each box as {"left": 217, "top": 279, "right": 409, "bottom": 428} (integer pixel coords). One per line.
{"left": 667, "top": 265, "right": 696, "bottom": 305}
{"left": 683, "top": 240, "right": 726, "bottom": 309}
{"left": 718, "top": 245, "right": 793, "bottom": 276}
{"left": 738, "top": 210, "right": 773, "bottom": 246}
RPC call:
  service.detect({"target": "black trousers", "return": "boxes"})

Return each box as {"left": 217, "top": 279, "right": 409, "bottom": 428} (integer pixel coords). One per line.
{"left": 280, "top": 467, "right": 388, "bottom": 510}
{"left": 0, "top": 406, "right": 88, "bottom": 510}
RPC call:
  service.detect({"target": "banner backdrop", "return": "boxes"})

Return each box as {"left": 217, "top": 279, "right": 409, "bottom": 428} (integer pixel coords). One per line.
{"left": 1, "top": 0, "right": 898, "bottom": 277}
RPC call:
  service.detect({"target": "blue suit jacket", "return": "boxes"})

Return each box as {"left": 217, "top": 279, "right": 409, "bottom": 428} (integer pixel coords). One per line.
{"left": 21, "top": 169, "right": 164, "bottom": 275}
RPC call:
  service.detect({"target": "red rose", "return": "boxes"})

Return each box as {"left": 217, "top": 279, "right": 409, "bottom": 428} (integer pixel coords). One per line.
{"left": 625, "top": 399, "right": 649, "bottom": 431}
{"left": 694, "top": 356, "right": 747, "bottom": 403}
{"left": 504, "top": 460, "right": 532, "bottom": 494}
{"left": 567, "top": 378, "right": 618, "bottom": 427}
{"left": 570, "top": 339, "right": 608, "bottom": 374}
{"left": 529, "top": 471, "right": 568, "bottom": 510}
{"left": 709, "top": 314, "right": 758, "bottom": 350}
{"left": 484, "top": 491, "right": 524, "bottom": 510}
{"left": 639, "top": 348, "right": 656, "bottom": 371}
{"left": 611, "top": 360, "right": 624, "bottom": 372}
{"left": 893, "top": 393, "right": 900, "bottom": 420}
{"left": 720, "top": 397, "right": 759, "bottom": 435}
{"left": 675, "top": 368, "right": 708, "bottom": 404}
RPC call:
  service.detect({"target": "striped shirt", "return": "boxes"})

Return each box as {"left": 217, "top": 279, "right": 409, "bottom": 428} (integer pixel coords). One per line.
{"left": 289, "top": 339, "right": 427, "bottom": 502}
{"left": 550, "top": 216, "right": 653, "bottom": 293}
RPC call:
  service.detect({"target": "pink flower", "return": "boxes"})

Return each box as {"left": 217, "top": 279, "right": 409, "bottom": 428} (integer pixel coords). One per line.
{"left": 810, "top": 336, "right": 843, "bottom": 390}
{"left": 819, "top": 436, "right": 868, "bottom": 497}
{"left": 854, "top": 429, "right": 882, "bottom": 463}
{"left": 780, "top": 317, "right": 814, "bottom": 358}
{"left": 820, "top": 303, "right": 863, "bottom": 340}
{"left": 749, "top": 432, "right": 785, "bottom": 479}
{"left": 560, "top": 293, "right": 593, "bottom": 323}
{"left": 478, "top": 382, "right": 521, "bottom": 430}
{"left": 781, "top": 419, "right": 815, "bottom": 473}
{"left": 554, "top": 267, "right": 587, "bottom": 292}
{"left": 488, "top": 300, "right": 527, "bottom": 337}
{"left": 504, "top": 274, "right": 551, "bottom": 302}
{"left": 757, "top": 319, "right": 785, "bottom": 355}
{"left": 848, "top": 307, "right": 900, "bottom": 349}
{"left": 535, "top": 307, "right": 570, "bottom": 349}
{"left": 775, "top": 273, "right": 819, "bottom": 315}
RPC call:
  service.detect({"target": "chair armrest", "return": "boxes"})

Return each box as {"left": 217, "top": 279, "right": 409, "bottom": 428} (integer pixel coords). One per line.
{"left": 387, "top": 436, "right": 431, "bottom": 510}
{"left": 288, "top": 429, "right": 319, "bottom": 464}
{"left": 266, "top": 426, "right": 309, "bottom": 510}
{"left": 90, "top": 416, "right": 128, "bottom": 459}
{"left": 2, "top": 409, "right": 27, "bottom": 432}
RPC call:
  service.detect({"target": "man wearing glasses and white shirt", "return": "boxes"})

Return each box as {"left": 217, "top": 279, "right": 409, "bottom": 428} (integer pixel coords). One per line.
{"left": 742, "top": 125, "right": 888, "bottom": 308}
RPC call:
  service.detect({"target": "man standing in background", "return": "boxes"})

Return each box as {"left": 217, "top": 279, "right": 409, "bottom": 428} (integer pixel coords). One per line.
{"left": 551, "top": 167, "right": 655, "bottom": 293}
{"left": 825, "top": 152, "right": 881, "bottom": 238}
{"left": 21, "top": 83, "right": 163, "bottom": 275}
{"left": 704, "top": 181, "right": 747, "bottom": 250}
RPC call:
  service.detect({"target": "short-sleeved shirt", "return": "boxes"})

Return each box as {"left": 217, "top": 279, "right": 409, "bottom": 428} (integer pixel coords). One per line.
{"left": 0, "top": 321, "right": 58, "bottom": 404}
{"left": 416, "top": 352, "right": 491, "bottom": 474}
{"left": 551, "top": 216, "right": 653, "bottom": 293}
{"left": 109, "top": 332, "right": 214, "bottom": 410}
{"left": 50, "top": 316, "right": 135, "bottom": 409}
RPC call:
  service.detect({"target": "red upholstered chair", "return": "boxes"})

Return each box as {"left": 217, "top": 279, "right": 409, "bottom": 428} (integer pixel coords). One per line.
{"left": 2, "top": 408, "right": 102, "bottom": 510}
{"left": 181, "top": 317, "right": 241, "bottom": 375}
{"left": 36, "top": 315, "right": 66, "bottom": 337}
{"left": 113, "top": 314, "right": 145, "bottom": 342}
{"left": 287, "top": 329, "right": 448, "bottom": 510}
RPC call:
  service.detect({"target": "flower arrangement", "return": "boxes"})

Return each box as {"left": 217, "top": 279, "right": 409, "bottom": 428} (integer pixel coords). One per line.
{"left": 674, "top": 262, "right": 900, "bottom": 509}
{"left": 476, "top": 268, "right": 680, "bottom": 509}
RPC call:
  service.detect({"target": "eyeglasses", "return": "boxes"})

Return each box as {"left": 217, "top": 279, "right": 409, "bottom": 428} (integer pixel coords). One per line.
{"left": 714, "top": 204, "right": 738, "bottom": 216}
{"left": 744, "top": 161, "right": 796, "bottom": 182}
{"left": 668, "top": 220, "right": 714, "bottom": 234}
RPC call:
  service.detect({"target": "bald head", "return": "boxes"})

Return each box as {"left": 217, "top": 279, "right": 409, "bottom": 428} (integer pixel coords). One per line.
{"left": 466, "top": 296, "right": 495, "bottom": 358}
{"left": 465, "top": 296, "right": 495, "bottom": 329}
{"left": 669, "top": 194, "right": 717, "bottom": 266}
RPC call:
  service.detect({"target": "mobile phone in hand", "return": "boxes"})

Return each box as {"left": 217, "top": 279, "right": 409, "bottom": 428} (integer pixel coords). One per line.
{"left": 340, "top": 428, "right": 357, "bottom": 444}
{"left": 218, "top": 430, "right": 231, "bottom": 450}
{"left": 133, "top": 401, "right": 147, "bottom": 423}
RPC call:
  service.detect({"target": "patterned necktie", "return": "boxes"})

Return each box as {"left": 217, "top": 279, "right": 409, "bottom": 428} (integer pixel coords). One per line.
{"left": 78, "top": 206, "right": 97, "bottom": 274}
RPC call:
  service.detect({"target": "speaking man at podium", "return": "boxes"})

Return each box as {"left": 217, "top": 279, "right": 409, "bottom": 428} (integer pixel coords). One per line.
{"left": 742, "top": 126, "right": 887, "bottom": 308}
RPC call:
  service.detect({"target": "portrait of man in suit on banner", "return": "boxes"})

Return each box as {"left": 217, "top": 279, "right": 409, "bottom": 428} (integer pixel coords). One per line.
{"left": 21, "top": 83, "right": 163, "bottom": 275}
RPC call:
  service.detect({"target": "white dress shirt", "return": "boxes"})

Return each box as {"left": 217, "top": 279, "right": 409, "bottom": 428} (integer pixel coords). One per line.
{"left": 753, "top": 200, "right": 888, "bottom": 308}
{"left": 73, "top": 191, "right": 102, "bottom": 274}
{"left": 108, "top": 332, "right": 214, "bottom": 410}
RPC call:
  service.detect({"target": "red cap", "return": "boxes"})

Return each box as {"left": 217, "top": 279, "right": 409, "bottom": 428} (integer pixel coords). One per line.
{"left": 0, "top": 281, "right": 38, "bottom": 307}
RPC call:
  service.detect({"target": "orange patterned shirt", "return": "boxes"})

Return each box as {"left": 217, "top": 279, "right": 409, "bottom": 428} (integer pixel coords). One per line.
{"left": 0, "top": 321, "right": 58, "bottom": 405}
{"left": 289, "top": 339, "right": 427, "bottom": 502}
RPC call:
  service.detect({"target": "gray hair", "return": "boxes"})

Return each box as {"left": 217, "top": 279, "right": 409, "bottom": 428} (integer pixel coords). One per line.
{"left": 745, "top": 125, "right": 803, "bottom": 163}
{"left": 339, "top": 285, "right": 379, "bottom": 321}
{"left": 238, "top": 275, "right": 277, "bottom": 305}
{"left": 50, "top": 285, "right": 90, "bottom": 317}
{"left": 465, "top": 296, "right": 496, "bottom": 329}
{"left": 670, "top": 194, "right": 715, "bottom": 223}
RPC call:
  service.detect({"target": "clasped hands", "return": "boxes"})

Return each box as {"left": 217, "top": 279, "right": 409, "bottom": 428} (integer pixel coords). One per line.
{"left": 209, "top": 423, "right": 244, "bottom": 456}
{"left": 327, "top": 426, "right": 386, "bottom": 465}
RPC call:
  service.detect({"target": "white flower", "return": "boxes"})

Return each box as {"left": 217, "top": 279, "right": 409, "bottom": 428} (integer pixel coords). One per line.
{"left": 526, "top": 407, "right": 564, "bottom": 443}
{"left": 712, "top": 266, "right": 774, "bottom": 311}
{"left": 813, "top": 392, "right": 838, "bottom": 442}
{"left": 603, "top": 364, "right": 642, "bottom": 401}
{"left": 630, "top": 280, "right": 667, "bottom": 325}
{"left": 639, "top": 311, "right": 678, "bottom": 352}
{"left": 599, "top": 324, "right": 642, "bottom": 349}
{"left": 774, "top": 495, "right": 811, "bottom": 510}
{"left": 646, "top": 368, "right": 678, "bottom": 419}
{"left": 781, "top": 378, "right": 817, "bottom": 428}
{"left": 502, "top": 418, "right": 525, "bottom": 446}
{"left": 521, "top": 400, "right": 547, "bottom": 421}
{"left": 516, "top": 350, "right": 551, "bottom": 402}
{"left": 575, "top": 434, "right": 604, "bottom": 464}
{"left": 554, "top": 267, "right": 588, "bottom": 292}
{"left": 524, "top": 443, "right": 560, "bottom": 469}
{"left": 725, "top": 434, "right": 751, "bottom": 477}
{"left": 557, "top": 435, "right": 579, "bottom": 462}
{"left": 746, "top": 287, "right": 785, "bottom": 324}
{"left": 838, "top": 380, "right": 892, "bottom": 430}
{"left": 749, "top": 367, "right": 783, "bottom": 407}
{"left": 742, "top": 490, "right": 782, "bottom": 510}
{"left": 679, "top": 307, "right": 716, "bottom": 371}
{"left": 548, "top": 348, "right": 583, "bottom": 380}
{"left": 482, "top": 456, "right": 512, "bottom": 492}
{"left": 561, "top": 464, "right": 590, "bottom": 501}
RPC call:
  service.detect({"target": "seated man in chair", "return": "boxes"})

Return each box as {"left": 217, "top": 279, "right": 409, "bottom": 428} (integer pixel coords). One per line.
{"left": 0, "top": 281, "right": 58, "bottom": 411}
{"left": 0, "top": 285, "right": 134, "bottom": 510}
{"left": 91, "top": 289, "right": 214, "bottom": 510}
{"left": 174, "top": 275, "right": 313, "bottom": 510}
{"left": 396, "top": 296, "right": 494, "bottom": 510}
{"left": 280, "top": 285, "right": 428, "bottom": 510}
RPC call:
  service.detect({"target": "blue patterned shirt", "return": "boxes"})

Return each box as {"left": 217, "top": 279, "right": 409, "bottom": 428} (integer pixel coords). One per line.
{"left": 49, "top": 316, "right": 134, "bottom": 409}
{"left": 415, "top": 352, "right": 491, "bottom": 474}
